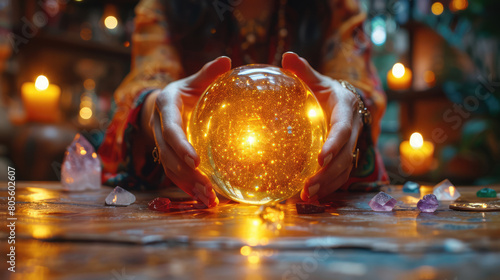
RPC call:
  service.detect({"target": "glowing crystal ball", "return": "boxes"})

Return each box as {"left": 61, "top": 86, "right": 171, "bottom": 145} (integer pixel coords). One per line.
{"left": 188, "top": 65, "right": 326, "bottom": 205}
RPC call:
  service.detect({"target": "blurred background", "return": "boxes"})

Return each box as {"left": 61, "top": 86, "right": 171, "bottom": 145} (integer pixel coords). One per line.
{"left": 0, "top": 0, "right": 499, "bottom": 185}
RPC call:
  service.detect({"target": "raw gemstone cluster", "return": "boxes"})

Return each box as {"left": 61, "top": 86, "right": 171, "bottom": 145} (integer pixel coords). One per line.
{"left": 417, "top": 194, "right": 439, "bottom": 213}
{"left": 368, "top": 191, "right": 398, "bottom": 211}
{"left": 105, "top": 186, "right": 136, "bottom": 206}
{"left": 61, "top": 134, "right": 101, "bottom": 191}
{"left": 433, "top": 179, "right": 460, "bottom": 201}
{"left": 476, "top": 188, "right": 497, "bottom": 198}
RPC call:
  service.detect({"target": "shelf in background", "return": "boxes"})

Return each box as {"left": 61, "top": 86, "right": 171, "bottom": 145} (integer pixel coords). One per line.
{"left": 26, "top": 31, "right": 131, "bottom": 59}
{"left": 386, "top": 86, "right": 445, "bottom": 101}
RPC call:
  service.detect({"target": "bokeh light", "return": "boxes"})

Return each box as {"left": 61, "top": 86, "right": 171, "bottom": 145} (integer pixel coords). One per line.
{"left": 370, "top": 17, "right": 387, "bottom": 46}
{"left": 83, "top": 79, "right": 95, "bottom": 90}
{"left": 240, "top": 246, "right": 252, "bottom": 256}
{"left": 80, "top": 27, "right": 92, "bottom": 40}
{"left": 371, "top": 26, "right": 387, "bottom": 46}
{"left": 104, "top": 16, "right": 118, "bottom": 29}
{"left": 424, "top": 70, "right": 436, "bottom": 86}
{"left": 79, "top": 107, "right": 92, "bottom": 120}
{"left": 450, "top": 0, "right": 468, "bottom": 11}
{"left": 431, "top": 2, "right": 444, "bottom": 15}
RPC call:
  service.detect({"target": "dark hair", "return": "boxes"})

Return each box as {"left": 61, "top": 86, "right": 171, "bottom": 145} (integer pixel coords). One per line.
{"left": 162, "top": 0, "right": 331, "bottom": 72}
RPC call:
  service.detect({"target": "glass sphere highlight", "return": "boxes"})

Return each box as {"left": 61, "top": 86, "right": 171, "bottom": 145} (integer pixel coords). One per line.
{"left": 187, "top": 65, "right": 326, "bottom": 205}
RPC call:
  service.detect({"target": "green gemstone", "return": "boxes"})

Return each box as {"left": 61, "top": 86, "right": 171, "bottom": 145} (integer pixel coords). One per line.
{"left": 476, "top": 188, "right": 497, "bottom": 198}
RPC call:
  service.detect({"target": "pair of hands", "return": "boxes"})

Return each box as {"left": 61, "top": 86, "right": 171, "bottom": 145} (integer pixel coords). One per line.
{"left": 142, "top": 52, "right": 363, "bottom": 207}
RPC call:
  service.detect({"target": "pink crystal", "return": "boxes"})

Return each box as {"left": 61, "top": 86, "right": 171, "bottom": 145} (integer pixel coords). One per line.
{"left": 105, "top": 186, "right": 136, "bottom": 206}
{"left": 368, "top": 191, "right": 397, "bottom": 211}
{"left": 61, "top": 134, "right": 101, "bottom": 191}
{"left": 417, "top": 194, "right": 439, "bottom": 213}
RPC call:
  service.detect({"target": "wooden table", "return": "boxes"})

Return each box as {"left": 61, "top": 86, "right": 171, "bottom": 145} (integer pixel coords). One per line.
{"left": 1, "top": 182, "right": 500, "bottom": 280}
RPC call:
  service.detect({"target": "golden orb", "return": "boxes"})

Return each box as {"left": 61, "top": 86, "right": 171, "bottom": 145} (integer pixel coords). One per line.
{"left": 188, "top": 65, "right": 326, "bottom": 204}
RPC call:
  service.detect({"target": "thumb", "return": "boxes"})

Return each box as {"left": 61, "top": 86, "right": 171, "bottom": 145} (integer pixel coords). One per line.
{"left": 188, "top": 56, "right": 232, "bottom": 89}
{"left": 282, "top": 52, "right": 324, "bottom": 89}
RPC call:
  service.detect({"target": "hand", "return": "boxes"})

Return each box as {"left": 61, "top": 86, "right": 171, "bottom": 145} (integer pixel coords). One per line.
{"left": 144, "top": 57, "right": 232, "bottom": 207}
{"left": 282, "top": 52, "right": 363, "bottom": 201}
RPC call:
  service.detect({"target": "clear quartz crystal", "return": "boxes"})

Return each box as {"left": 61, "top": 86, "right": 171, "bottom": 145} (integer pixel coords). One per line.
{"left": 105, "top": 186, "right": 136, "bottom": 206}
{"left": 368, "top": 191, "right": 397, "bottom": 211}
{"left": 433, "top": 179, "right": 460, "bottom": 201}
{"left": 61, "top": 134, "right": 101, "bottom": 191}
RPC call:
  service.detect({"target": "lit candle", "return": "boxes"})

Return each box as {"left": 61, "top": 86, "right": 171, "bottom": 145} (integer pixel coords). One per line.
{"left": 400, "top": 132, "right": 434, "bottom": 175}
{"left": 21, "top": 75, "right": 61, "bottom": 123}
{"left": 387, "top": 63, "right": 412, "bottom": 90}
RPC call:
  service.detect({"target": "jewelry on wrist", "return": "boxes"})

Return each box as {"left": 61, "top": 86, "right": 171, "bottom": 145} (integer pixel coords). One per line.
{"left": 338, "top": 80, "right": 372, "bottom": 126}
{"left": 152, "top": 146, "right": 161, "bottom": 164}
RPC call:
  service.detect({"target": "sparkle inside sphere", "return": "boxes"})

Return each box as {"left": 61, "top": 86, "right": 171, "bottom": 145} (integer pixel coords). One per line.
{"left": 188, "top": 65, "right": 327, "bottom": 205}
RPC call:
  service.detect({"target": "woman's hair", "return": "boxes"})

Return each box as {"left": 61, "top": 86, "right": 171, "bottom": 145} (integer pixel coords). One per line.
{"left": 162, "top": 0, "right": 331, "bottom": 72}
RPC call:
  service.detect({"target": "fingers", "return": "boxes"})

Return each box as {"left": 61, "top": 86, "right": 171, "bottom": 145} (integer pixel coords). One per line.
{"left": 318, "top": 84, "right": 360, "bottom": 166}
{"left": 282, "top": 52, "right": 322, "bottom": 84}
{"left": 152, "top": 112, "right": 218, "bottom": 207}
{"left": 150, "top": 57, "right": 231, "bottom": 208}
{"left": 154, "top": 58, "right": 231, "bottom": 171}
{"left": 301, "top": 147, "right": 353, "bottom": 200}
{"left": 186, "top": 56, "right": 232, "bottom": 90}
{"left": 155, "top": 92, "right": 200, "bottom": 169}
{"left": 301, "top": 112, "right": 363, "bottom": 200}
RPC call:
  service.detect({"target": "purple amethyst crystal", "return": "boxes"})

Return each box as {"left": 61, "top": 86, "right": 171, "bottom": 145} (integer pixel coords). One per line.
{"left": 61, "top": 134, "right": 101, "bottom": 191}
{"left": 417, "top": 194, "right": 439, "bottom": 213}
{"left": 368, "top": 191, "right": 397, "bottom": 211}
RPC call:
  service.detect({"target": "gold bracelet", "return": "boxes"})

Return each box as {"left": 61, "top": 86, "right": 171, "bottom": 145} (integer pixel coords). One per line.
{"left": 338, "top": 80, "right": 372, "bottom": 126}
{"left": 152, "top": 146, "right": 161, "bottom": 164}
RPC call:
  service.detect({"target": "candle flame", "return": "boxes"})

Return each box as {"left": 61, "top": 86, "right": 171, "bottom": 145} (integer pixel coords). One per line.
{"left": 409, "top": 132, "right": 424, "bottom": 148}
{"left": 449, "top": 186, "right": 455, "bottom": 197}
{"left": 35, "top": 75, "right": 49, "bottom": 91}
{"left": 392, "top": 63, "right": 406, "bottom": 79}
{"left": 112, "top": 195, "right": 117, "bottom": 203}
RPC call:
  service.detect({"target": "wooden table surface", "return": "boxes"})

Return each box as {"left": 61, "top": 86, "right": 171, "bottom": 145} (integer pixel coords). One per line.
{"left": 1, "top": 182, "right": 500, "bottom": 280}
